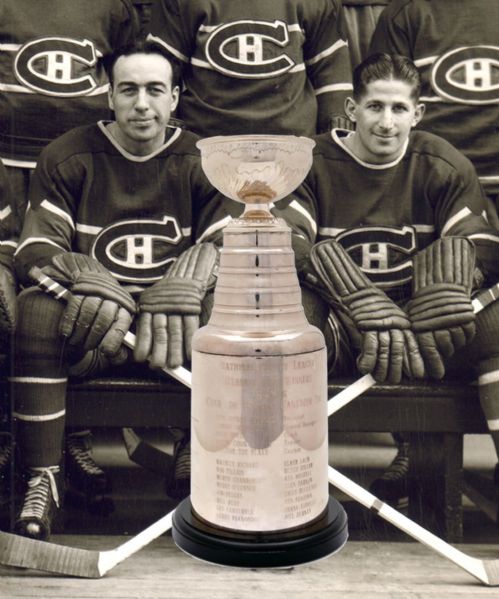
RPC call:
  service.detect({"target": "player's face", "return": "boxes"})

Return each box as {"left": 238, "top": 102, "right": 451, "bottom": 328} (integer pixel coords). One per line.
{"left": 108, "top": 53, "right": 179, "bottom": 155}
{"left": 344, "top": 79, "right": 424, "bottom": 164}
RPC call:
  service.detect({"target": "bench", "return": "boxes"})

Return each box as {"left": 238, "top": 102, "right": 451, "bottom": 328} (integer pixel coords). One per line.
{"left": 61, "top": 375, "right": 486, "bottom": 543}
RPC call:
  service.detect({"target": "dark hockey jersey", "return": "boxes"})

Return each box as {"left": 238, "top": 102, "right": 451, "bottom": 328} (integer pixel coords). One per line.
{"left": 0, "top": 159, "right": 17, "bottom": 271}
{"left": 15, "top": 124, "right": 219, "bottom": 286}
{"left": 296, "top": 129, "right": 499, "bottom": 301}
{"left": 370, "top": 0, "right": 499, "bottom": 195}
{"left": 148, "top": 0, "right": 353, "bottom": 136}
{"left": 0, "top": 0, "right": 137, "bottom": 167}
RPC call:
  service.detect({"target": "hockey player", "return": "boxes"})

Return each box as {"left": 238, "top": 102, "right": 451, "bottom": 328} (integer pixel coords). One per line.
{"left": 295, "top": 53, "right": 499, "bottom": 501}
{"left": 369, "top": 0, "right": 499, "bottom": 223}
{"left": 11, "top": 40, "right": 221, "bottom": 540}
{"left": 147, "top": 0, "right": 353, "bottom": 137}
{"left": 0, "top": 0, "right": 138, "bottom": 224}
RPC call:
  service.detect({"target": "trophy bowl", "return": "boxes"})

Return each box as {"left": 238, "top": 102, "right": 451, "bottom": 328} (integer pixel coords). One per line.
{"left": 196, "top": 135, "right": 315, "bottom": 208}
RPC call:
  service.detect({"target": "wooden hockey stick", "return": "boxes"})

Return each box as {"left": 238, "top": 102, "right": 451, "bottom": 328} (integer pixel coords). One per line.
{"left": 0, "top": 509, "right": 174, "bottom": 578}
{"left": 328, "top": 465, "right": 499, "bottom": 586}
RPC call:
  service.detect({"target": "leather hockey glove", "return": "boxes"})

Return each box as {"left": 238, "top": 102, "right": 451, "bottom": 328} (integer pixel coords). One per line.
{"left": 41, "top": 252, "right": 135, "bottom": 355}
{"left": 310, "top": 239, "right": 425, "bottom": 383}
{"left": 135, "top": 243, "right": 218, "bottom": 369}
{"left": 0, "top": 264, "right": 17, "bottom": 336}
{"left": 407, "top": 237, "right": 476, "bottom": 380}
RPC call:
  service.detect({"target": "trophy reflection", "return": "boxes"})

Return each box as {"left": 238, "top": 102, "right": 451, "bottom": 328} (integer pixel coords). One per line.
{"left": 172, "top": 135, "right": 348, "bottom": 568}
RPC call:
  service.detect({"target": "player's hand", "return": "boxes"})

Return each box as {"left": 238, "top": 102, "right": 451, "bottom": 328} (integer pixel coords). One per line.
{"left": 134, "top": 243, "right": 218, "bottom": 369}
{"left": 0, "top": 264, "right": 17, "bottom": 336}
{"left": 41, "top": 252, "right": 135, "bottom": 354}
{"left": 408, "top": 238, "right": 476, "bottom": 379}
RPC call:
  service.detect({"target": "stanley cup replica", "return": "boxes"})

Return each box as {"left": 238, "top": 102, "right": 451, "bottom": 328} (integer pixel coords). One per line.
{"left": 172, "top": 135, "right": 348, "bottom": 568}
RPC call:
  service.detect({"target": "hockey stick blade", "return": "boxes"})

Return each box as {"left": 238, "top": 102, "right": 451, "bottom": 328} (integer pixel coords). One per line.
{"left": 0, "top": 509, "right": 174, "bottom": 578}
{"left": 328, "top": 466, "right": 499, "bottom": 586}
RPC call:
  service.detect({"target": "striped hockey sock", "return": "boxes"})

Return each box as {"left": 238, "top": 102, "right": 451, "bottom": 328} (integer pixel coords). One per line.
{"left": 11, "top": 289, "right": 69, "bottom": 468}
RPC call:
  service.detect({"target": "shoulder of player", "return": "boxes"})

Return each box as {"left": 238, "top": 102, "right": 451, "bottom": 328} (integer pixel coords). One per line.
{"left": 407, "top": 130, "right": 476, "bottom": 175}
{"left": 167, "top": 127, "right": 203, "bottom": 158}
{"left": 37, "top": 124, "right": 103, "bottom": 171}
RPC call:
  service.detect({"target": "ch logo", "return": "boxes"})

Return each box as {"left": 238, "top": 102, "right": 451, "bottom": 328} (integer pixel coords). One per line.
{"left": 336, "top": 226, "right": 417, "bottom": 288}
{"left": 14, "top": 37, "right": 100, "bottom": 97}
{"left": 431, "top": 46, "right": 499, "bottom": 104}
{"left": 205, "top": 20, "right": 295, "bottom": 78}
{"left": 91, "top": 216, "right": 182, "bottom": 282}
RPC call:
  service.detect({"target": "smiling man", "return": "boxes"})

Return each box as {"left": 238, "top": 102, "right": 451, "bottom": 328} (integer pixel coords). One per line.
{"left": 11, "top": 40, "right": 220, "bottom": 540}
{"left": 296, "top": 53, "right": 499, "bottom": 503}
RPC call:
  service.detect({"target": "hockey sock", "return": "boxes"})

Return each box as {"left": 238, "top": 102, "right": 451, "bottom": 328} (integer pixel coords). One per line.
{"left": 11, "top": 290, "right": 69, "bottom": 467}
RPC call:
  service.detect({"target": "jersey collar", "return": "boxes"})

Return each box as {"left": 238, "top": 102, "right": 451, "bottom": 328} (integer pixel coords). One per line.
{"left": 331, "top": 128, "right": 409, "bottom": 170}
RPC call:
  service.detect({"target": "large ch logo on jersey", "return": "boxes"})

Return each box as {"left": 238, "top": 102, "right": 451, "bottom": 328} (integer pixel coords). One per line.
{"left": 431, "top": 46, "right": 499, "bottom": 104}
{"left": 14, "top": 37, "right": 101, "bottom": 97}
{"left": 205, "top": 20, "right": 295, "bottom": 78}
{"left": 336, "top": 226, "right": 417, "bottom": 288}
{"left": 91, "top": 216, "right": 182, "bottom": 282}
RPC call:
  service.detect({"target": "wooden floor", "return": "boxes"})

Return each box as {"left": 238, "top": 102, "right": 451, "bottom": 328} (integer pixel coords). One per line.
{"left": 1, "top": 431, "right": 499, "bottom": 598}
{"left": 1, "top": 535, "right": 498, "bottom": 598}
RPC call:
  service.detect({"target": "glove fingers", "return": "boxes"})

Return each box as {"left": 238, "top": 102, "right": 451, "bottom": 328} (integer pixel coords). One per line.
{"left": 357, "top": 331, "right": 379, "bottom": 377}
{"left": 149, "top": 313, "right": 168, "bottom": 370}
{"left": 134, "top": 312, "right": 153, "bottom": 363}
{"left": 432, "top": 329, "right": 455, "bottom": 358}
{"left": 167, "top": 315, "right": 184, "bottom": 369}
{"left": 83, "top": 299, "right": 120, "bottom": 351}
{"left": 372, "top": 331, "right": 391, "bottom": 383}
{"left": 386, "top": 329, "right": 404, "bottom": 384}
{"left": 184, "top": 315, "right": 199, "bottom": 360}
{"left": 403, "top": 330, "right": 426, "bottom": 379}
{"left": 417, "top": 332, "right": 446, "bottom": 379}
{"left": 60, "top": 294, "right": 84, "bottom": 339}
{"left": 100, "top": 307, "right": 132, "bottom": 356}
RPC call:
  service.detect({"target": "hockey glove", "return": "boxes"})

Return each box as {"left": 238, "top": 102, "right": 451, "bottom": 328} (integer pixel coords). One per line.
{"left": 135, "top": 243, "right": 218, "bottom": 369}
{"left": 0, "top": 264, "right": 17, "bottom": 335}
{"left": 407, "top": 237, "right": 476, "bottom": 379}
{"left": 310, "top": 239, "right": 425, "bottom": 383}
{"left": 41, "top": 252, "right": 135, "bottom": 355}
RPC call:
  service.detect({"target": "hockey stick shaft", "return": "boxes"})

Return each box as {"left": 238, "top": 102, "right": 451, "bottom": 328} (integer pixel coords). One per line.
{"left": 328, "top": 465, "right": 499, "bottom": 585}
{"left": 326, "top": 281, "right": 499, "bottom": 417}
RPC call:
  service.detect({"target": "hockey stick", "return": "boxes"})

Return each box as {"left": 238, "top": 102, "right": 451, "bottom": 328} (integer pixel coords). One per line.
{"left": 326, "top": 281, "right": 499, "bottom": 417}
{"left": 328, "top": 465, "right": 499, "bottom": 586}
{"left": 0, "top": 509, "right": 174, "bottom": 578}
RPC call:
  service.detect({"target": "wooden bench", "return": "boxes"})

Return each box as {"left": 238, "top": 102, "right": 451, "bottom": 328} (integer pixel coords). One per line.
{"left": 61, "top": 375, "right": 486, "bottom": 543}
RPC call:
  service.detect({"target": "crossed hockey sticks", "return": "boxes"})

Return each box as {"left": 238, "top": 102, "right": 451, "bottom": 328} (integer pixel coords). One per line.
{"left": 0, "top": 269, "right": 497, "bottom": 583}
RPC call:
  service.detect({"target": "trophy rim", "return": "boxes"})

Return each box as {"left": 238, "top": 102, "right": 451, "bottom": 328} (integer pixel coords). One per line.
{"left": 196, "top": 134, "right": 316, "bottom": 151}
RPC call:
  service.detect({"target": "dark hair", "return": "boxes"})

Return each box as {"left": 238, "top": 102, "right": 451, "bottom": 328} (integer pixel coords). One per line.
{"left": 352, "top": 53, "right": 422, "bottom": 101}
{"left": 100, "top": 39, "right": 181, "bottom": 89}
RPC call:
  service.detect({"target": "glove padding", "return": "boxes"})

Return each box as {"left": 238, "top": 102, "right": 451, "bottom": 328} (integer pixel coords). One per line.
{"left": 0, "top": 264, "right": 17, "bottom": 335}
{"left": 134, "top": 243, "right": 218, "bottom": 369}
{"left": 41, "top": 252, "right": 135, "bottom": 355}
{"left": 407, "top": 237, "right": 476, "bottom": 379}
{"left": 310, "top": 239, "right": 425, "bottom": 383}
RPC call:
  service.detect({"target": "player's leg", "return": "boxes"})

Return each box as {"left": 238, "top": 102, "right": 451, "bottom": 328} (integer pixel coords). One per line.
{"left": 11, "top": 288, "right": 69, "bottom": 539}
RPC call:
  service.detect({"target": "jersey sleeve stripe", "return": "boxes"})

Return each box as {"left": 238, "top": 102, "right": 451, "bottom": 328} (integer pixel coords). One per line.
{"left": 15, "top": 236, "right": 66, "bottom": 256}
{"left": 306, "top": 39, "right": 349, "bottom": 66}
{"left": 315, "top": 82, "right": 353, "bottom": 95}
{"left": 0, "top": 240, "right": 17, "bottom": 249}
{"left": 40, "top": 199, "right": 75, "bottom": 230}
{"left": 196, "top": 215, "right": 232, "bottom": 243}
{"left": 288, "top": 200, "right": 317, "bottom": 235}
{"left": 146, "top": 34, "right": 189, "bottom": 63}
{"left": 441, "top": 207, "right": 472, "bottom": 236}
{"left": 75, "top": 222, "right": 102, "bottom": 235}
{"left": 414, "top": 56, "right": 438, "bottom": 68}
{"left": 469, "top": 232, "right": 499, "bottom": 244}
{"left": 0, "top": 205, "right": 11, "bottom": 220}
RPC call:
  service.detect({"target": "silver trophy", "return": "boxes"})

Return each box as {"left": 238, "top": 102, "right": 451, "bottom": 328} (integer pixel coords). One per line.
{"left": 172, "top": 135, "right": 348, "bottom": 568}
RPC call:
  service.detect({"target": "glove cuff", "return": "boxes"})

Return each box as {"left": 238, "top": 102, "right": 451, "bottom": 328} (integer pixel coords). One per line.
{"left": 72, "top": 271, "right": 136, "bottom": 314}
{"left": 408, "top": 284, "right": 475, "bottom": 332}
{"left": 138, "top": 278, "right": 204, "bottom": 314}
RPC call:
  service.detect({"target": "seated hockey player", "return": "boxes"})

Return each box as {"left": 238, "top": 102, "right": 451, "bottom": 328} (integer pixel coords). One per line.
{"left": 295, "top": 52, "right": 499, "bottom": 503}
{"left": 11, "top": 39, "right": 220, "bottom": 540}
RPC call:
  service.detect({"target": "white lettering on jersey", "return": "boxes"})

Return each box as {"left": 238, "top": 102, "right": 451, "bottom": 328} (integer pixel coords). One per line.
{"left": 205, "top": 20, "right": 295, "bottom": 78}
{"left": 431, "top": 46, "right": 499, "bottom": 104}
{"left": 14, "top": 37, "right": 100, "bottom": 97}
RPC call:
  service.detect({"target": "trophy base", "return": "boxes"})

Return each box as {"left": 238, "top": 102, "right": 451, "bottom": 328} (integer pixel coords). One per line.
{"left": 172, "top": 496, "right": 348, "bottom": 569}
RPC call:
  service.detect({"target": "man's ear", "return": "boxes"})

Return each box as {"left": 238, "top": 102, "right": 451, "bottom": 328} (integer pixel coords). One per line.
{"left": 108, "top": 86, "right": 115, "bottom": 111}
{"left": 344, "top": 97, "right": 357, "bottom": 122}
{"left": 171, "top": 85, "right": 180, "bottom": 112}
{"left": 412, "top": 102, "right": 425, "bottom": 127}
